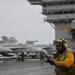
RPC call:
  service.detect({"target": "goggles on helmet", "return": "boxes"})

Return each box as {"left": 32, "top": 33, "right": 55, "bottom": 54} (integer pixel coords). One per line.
{"left": 53, "top": 40, "right": 63, "bottom": 46}
{"left": 53, "top": 40, "right": 59, "bottom": 45}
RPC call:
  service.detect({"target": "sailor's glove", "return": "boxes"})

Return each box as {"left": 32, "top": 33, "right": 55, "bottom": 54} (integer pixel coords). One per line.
{"left": 45, "top": 55, "right": 54, "bottom": 65}
{"left": 45, "top": 59, "right": 54, "bottom": 65}
{"left": 45, "top": 60, "right": 49, "bottom": 63}
{"left": 48, "top": 60, "right": 54, "bottom": 65}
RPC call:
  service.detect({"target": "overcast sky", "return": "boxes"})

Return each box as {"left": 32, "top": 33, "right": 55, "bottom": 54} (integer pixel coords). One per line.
{"left": 0, "top": 0, "right": 55, "bottom": 44}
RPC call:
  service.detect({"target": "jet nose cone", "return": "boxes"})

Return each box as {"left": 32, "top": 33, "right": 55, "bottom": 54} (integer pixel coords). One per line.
{"left": 0, "top": 46, "right": 12, "bottom": 53}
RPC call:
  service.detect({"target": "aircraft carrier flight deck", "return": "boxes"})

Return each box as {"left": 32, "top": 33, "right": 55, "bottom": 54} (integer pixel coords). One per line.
{"left": 0, "top": 59, "right": 55, "bottom": 75}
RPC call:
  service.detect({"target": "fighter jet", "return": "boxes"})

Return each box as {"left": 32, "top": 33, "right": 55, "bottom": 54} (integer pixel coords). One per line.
{"left": 0, "top": 36, "right": 55, "bottom": 55}
{"left": 0, "top": 36, "right": 48, "bottom": 53}
{"left": 26, "top": 40, "right": 56, "bottom": 54}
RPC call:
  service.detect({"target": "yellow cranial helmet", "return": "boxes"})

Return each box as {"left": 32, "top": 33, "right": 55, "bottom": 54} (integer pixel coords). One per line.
{"left": 53, "top": 38, "right": 68, "bottom": 48}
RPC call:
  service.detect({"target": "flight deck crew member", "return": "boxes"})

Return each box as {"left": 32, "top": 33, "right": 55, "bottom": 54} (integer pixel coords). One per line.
{"left": 21, "top": 52, "right": 25, "bottom": 61}
{"left": 45, "top": 38, "right": 75, "bottom": 75}
{"left": 40, "top": 50, "right": 45, "bottom": 62}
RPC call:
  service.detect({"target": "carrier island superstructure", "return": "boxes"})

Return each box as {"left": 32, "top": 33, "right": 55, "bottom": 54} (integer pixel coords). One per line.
{"left": 27, "top": 0, "right": 75, "bottom": 50}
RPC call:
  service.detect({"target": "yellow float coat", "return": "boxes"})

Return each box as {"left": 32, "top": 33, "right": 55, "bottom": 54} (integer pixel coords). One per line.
{"left": 54, "top": 51, "right": 74, "bottom": 68}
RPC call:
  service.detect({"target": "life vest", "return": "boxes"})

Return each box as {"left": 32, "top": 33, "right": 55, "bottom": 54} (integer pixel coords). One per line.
{"left": 55, "top": 49, "right": 75, "bottom": 75}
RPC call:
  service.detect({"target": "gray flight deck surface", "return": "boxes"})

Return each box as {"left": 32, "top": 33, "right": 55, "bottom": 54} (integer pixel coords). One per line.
{"left": 0, "top": 59, "right": 55, "bottom": 75}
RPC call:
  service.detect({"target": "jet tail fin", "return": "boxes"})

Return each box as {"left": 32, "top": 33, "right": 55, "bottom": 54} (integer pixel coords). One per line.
{"left": 2, "top": 36, "right": 9, "bottom": 42}
{"left": 2, "top": 36, "right": 17, "bottom": 43}
{"left": 9, "top": 37, "right": 17, "bottom": 43}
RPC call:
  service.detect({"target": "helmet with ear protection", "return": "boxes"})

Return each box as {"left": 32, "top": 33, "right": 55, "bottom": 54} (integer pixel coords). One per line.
{"left": 53, "top": 38, "right": 68, "bottom": 48}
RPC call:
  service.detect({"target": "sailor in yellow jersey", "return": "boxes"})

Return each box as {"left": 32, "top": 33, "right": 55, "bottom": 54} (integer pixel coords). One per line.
{"left": 45, "top": 38, "right": 75, "bottom": 75}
